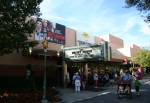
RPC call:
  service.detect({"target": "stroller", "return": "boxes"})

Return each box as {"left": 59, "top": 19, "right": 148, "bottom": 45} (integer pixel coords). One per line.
{"left": 117, "top": 80, "right": 132, "bottom": 98}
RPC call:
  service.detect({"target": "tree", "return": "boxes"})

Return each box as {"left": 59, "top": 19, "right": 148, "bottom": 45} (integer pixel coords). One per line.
{"left": 125, "top": 0, "right": 150, "bottom": 23}
{"left": 131, "top": 49, "right": 150, "bottom": 67}
{"left": 0, "top": 0, "right": 43, "bottom": 55}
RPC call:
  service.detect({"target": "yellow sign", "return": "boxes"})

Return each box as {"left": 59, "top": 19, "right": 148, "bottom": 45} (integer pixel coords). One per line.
{"left": 82, "top": 32, "right": 89, "bottom": 40}
{"left": 42, "top": 39, "right": 48, "bottom": 49}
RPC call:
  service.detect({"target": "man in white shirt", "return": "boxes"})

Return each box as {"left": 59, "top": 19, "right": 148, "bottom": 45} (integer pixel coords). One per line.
{"left": 73, "top": 72, "right": 81, "bottom": 92}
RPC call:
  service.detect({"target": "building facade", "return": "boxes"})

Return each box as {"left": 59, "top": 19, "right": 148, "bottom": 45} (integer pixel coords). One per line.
{"left": 0, "top": 18, "right": 141, "bottom": 88}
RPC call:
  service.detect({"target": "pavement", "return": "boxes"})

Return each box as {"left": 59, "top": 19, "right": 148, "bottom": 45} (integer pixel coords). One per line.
{"left": 56, "top": 74, "right": 150, "bottom": 103}
{"left": 57, "top": 86, "right": 116, "bottom": 103}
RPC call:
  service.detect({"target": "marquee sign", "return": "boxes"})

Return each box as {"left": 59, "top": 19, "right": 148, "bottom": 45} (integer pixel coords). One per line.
{"left": 64, "top": 45, "right": 104, "bottom": 61}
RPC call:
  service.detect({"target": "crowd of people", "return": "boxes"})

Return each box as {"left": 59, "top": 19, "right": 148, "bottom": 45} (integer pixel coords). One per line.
{"left": 69, "top": 68, "right": 142, "bottom": 95}
{"left": 70, "top": 70, "right": 117, "bottom": 92}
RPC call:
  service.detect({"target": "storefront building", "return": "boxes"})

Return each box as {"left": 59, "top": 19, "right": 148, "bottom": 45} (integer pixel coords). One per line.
{"left": 0, "top": 18, "right": 141, "bottom": 88}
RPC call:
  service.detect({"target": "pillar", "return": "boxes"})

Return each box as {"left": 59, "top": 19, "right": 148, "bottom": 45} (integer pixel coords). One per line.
{"left": 63, "top": 61, "right": 68, "bottom": 88}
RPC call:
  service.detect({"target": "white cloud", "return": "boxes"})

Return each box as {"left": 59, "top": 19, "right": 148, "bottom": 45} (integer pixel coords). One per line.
{"left": 116, "top": 32, "right": 150, "bottom": 48}
{"left": 140, "top": 24, "right": 150, "bottom": 35}
{"left": 39, "top": 0, "right": 150, "bottom": 47}
{"left": 40, "top": 0, "right": 52, "bottom": 15}
{"left": 123, "top": 17, "right": 137, "bottom": 32}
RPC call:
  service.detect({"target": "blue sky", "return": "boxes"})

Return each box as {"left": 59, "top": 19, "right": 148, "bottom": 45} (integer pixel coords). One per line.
{"left": 40, "top": 0, "right": 150, "bottom": 48}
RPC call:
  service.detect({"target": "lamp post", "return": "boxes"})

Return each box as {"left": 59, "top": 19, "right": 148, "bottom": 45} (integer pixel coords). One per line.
{"left": 60, "top": 46, "right": 66, "bottom": 87}
{"left": 41, "top": 38, "right": 49, "bottom": 103}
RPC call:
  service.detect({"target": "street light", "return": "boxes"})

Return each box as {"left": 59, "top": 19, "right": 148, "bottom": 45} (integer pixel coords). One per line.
{"left": 41, "top": 38, "right": 49, "bottom": 103}
{"left": 57, "top": 51, "right": 60, "bottom": 57}
{"left": 29, "top": 47, "right": 32, "bottom": 55}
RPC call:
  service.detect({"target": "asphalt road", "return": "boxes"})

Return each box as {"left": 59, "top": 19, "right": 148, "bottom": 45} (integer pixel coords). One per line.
{"left": 75, "top": 76, "right": 150, "bottom": 103}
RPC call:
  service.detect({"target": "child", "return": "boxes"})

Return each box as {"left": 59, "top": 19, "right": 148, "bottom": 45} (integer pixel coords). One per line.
{"left": 134, "top": 77, "right": 141, "bottom": 96}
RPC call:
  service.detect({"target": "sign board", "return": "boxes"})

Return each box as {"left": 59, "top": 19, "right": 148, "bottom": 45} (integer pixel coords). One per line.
{"left": 64, "top": 45, "right": 104, "bottom": 61}
{"left": 76, "top": 31, "right": 94, "bottom": 46}
{"left": 35, "top": 18, "right": 65, "bottom": 44}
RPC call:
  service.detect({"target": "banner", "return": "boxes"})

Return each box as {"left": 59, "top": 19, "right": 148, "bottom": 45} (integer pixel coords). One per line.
{"left": 35, "top": 18, "right": 44, "bottom": 41}
{"left": 35, "top": 18, "right": 65, "bottom": 44}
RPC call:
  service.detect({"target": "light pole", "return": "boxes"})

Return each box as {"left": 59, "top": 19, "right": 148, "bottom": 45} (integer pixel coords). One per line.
{"left": 61, "top": 46, "right": 66, "bottom": 88}
{"left": 41, "top": 38, "right": 49, "bottom": 103}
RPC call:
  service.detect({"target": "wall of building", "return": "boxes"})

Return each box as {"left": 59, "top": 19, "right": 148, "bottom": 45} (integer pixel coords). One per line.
{"left": 0, "top": 17, "right": 141, "bottom": 65}
{"left": 130, "top": 44, "right": 141, "bottom": 57}
{"left": 0, "top": 51, "right": 42, "bottom": 65}
{"left": 65, "top": 27, "right": 76, "bottom": 47}
{"left": 98, "top": 34, "right": 125, "bottom": 61}
{"left": 117, "top": 44, "right": 141, "bottom": 58}
{"left": 108, "top": 34, "right": 124, "bottom": 49}
{"left": 111, "top": 48, "right": 126, "bottom": 61}
{"left": 118, "top": 47, "right": 131, "bottom": 57}
{"left": 99, "top": 35, "right": 109, "bottom": 42}
{"left": 94, "top": 36, "right": 105, "bottom": 44}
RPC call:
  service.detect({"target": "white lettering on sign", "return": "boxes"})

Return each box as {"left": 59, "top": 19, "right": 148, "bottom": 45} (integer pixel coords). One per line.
{"left": 64, "top": 46, "right": 103, "bottom": 60}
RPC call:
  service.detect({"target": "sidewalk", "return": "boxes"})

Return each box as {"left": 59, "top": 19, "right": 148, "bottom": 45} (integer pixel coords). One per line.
{"left": 57, "top": 86, "right": 115, "bottom": 103}
{"left": 57, "top": 74, "right": 150, "bottom": 103}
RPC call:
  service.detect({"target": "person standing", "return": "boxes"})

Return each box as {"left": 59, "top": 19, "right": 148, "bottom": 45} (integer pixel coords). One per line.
{"left": 93, "top": 72, "right": 98, "bottom": 88}
{"left": 134, "top": 77, "right": 141, "bottom": 96}
{"left": 122, "top": 70, "right": 132, "bottom": 81}
{"left": 73, "top": 72, "right": 81, "bottom": 92}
